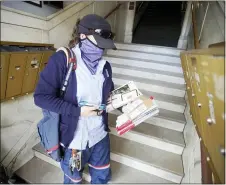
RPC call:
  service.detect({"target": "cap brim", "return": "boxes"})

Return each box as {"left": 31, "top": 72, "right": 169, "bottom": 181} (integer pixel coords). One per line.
{"left": 93, "top": 34, "right": 117, "bottom": 50}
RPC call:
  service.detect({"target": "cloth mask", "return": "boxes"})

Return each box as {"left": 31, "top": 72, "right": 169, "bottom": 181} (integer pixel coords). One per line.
{"left": 79, "top": 38, "right": 104, "bottom": 75}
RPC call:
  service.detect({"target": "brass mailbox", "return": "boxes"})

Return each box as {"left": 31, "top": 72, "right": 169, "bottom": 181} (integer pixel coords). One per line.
{"left": 181, "top": 47, "right": 225, "bottom": 183}
{"left": 0, "top": 53, "right": 10, "bottom": 100}
{"left": 5, "top": 53, "right": 27, "bottom": 98}
{"left": 39, "top": 52, "right": 53, "bottom": 72}
{"left": 22, "top": 53, "right": 42, "bottom": 94}
{"left": 0, "top": 41, "right": 55, "bottom": 101}
{"left": 35, "top": 51, "right": 54, "bottom": 86}
{"left": 199, "top": 54, "right": 225, "bottom": 183}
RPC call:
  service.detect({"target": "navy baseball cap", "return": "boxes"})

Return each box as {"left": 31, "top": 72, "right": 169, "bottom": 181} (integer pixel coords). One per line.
{"left": 78, "top": 14, "right": 116, "bottom": 50}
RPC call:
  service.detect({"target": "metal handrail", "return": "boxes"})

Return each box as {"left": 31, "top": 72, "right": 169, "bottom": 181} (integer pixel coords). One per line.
{"left": 191, "top": 2, "right": 199, "bottom": 49}
{"left": 198, "top": 2, "right": 210, "bottom": 42}
{"left": 104, "top": 3, "right": 123, "bottom": 19}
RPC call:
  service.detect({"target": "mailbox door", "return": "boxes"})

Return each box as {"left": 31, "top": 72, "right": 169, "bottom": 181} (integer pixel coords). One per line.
{"left": 200, "top": 55, "right": 225, "bottom": 183}
{"left": 180, "top": 53, "right": 188, "bottom": 83}
{"left": 36, "top": 52, "right": 54, "bottom": 85}
{"left": 0, "top": 53, "right": 10, "bottom": 100}
{"left": 39, "top": 52, "right": 53, "bottom": 72}
{"left": 6, "top": 53, "right": 27, "bottom": 98}
{"left": 186, "top": 55, "right": 203, "bottom": 134}
{"left": 22, "top": 53, "right": 42, "bottom": 94}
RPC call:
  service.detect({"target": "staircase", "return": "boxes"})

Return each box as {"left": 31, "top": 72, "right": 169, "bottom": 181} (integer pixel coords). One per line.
{"left": 133, "top": 1, "right": 182, "bottom": 47}
{"left": 15, "top": 43, "right": 186, "bottom": 183}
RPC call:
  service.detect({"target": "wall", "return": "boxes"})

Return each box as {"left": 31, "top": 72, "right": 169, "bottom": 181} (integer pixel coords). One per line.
{"left": 1, "top": 94, "right": 42, "bottom": 175}
{"left": 181, "top": 94, "right": 202, "bottom": 183}
{"left": 115, "top": 3, "right": 127, "bottom": 42}
{"left": 48, "top": 1, "right": 118, "bottom": 48}
{"left": 1, "top": 1, "right": 59, "bottom": 17}
{"left": 1, "top": 1, "right": 126, "bottom": 47}
{"left": 63, "top": 2, "right": 74, "bottom": 8}
{"left": 187, "top": 1, "right": 225, "bottom": 49}
{"left": 1, "top": 6, "right": 49, "bottom": 43}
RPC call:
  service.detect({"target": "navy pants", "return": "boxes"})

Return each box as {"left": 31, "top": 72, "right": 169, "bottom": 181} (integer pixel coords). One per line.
{"left": 60, "top": 134, "right": 111, "bottom": 184}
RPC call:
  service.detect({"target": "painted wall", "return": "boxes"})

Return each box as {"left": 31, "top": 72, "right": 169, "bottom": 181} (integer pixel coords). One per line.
{"left": 1, "top": 1, "right": 59, "bottom": 17}
{"left": 1, "top": 1, "right": 127, "bottom": 46}
{"left": 188, "top": 1, "right": 225, "bottom": 49}
{"left": 1, "top": 94, "right": 42, "bottom": 175}
{"left": 181, "top": 95, "right": 202, "bottom": 183}
{"left": 49, "top": 1, "right": 119, "bottom": 48}
{"left": 63, "top": 2, "right": 74, "bottom": 8}
{"left": 1, "top": 5, "right": 49, "bottom": 43}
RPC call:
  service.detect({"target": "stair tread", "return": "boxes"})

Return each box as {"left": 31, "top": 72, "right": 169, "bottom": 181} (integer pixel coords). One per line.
{"left": 114, "top": 84, "right": 186, "bottom": 106}
{"left": 110, "top": 134, "right": 184, "bottom": 176}
{"left": 110, "top": 62, "right": 184, "bottom": 78}
{"left": 106, "top": 50, "right": 181, "bottom": 64}
{"left": 112, "top": 46, "right": 182, "bottom": 58}
{"left": 158, "top": 108, "right": 186, "bottom": 123}
{"left": 106, "top": 54, "right": 181, "bottom": 67}
{"left": 104, "top": 55, "right": 183, "bottom": 74}
{"left": 115, "top": 42, "right": 184, "bottom": 54}
{"left": 113, "top": 78, "right": 185, "bottom": 97}
{"left": 111, "top": 65, "right": 185, "bottom": 82}
{"left": 111, "top": 109, "right": 185, "bottom": 132}
{"left": 16, "top": 157, "right": 63, "bottom": 183}
{"left": 31, "top": 145, "right": 173, "bottom": 183}
{"left": 108, "top": 113, "right": 185, "bottom": 147}
{"left": 113, "top": 73, "right": 185, "bottom": 90}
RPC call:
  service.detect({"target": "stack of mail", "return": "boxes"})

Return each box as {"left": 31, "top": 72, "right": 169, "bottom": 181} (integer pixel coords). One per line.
{"left": 106, "top": 81, "right": 142, "bottom": 113}
{"left": 115, "top": 95, "right": 159, "bottom": 135}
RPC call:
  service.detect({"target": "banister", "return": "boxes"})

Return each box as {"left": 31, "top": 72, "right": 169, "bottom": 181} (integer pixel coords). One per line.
{"left": 104, "top": 3, "right": 123, "bottom": 19}
{"left": 191, "top": 2, "right": 199, "bottom": 49}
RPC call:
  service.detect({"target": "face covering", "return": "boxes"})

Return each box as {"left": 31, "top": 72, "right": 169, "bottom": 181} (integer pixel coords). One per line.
{"left": 79, "top": 38, "right": 104, "bottom": 75}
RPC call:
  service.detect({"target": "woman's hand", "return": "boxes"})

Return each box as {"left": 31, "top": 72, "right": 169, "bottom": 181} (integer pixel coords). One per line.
{"left": 80, "top": 106, "right": 103, "bottom": 117}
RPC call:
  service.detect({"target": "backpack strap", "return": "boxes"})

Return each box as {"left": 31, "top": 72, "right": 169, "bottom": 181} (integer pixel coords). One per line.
{"left": 56, "top": 47, "right": 77, "bottom": 97}
{"left": 56, "top": 47, "right": 77, "bottom": 70}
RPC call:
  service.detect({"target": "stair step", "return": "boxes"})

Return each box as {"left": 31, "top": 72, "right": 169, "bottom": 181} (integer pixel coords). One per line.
{"left": 107, "top": 49, "right": 181, "bottom": 64}
{"left": 114, "top": 83, "right": 186, "bottom": 106}
{"left": 113, "top": 73, "right": 185, "bottom": 91}
{"left": 108, "top": 113, "right": 185, "bottom": 150}
{"left": 114, "top": 80, "right": 185, "bottom": 113}
{"left": 111, "top": 109, "right": 185, "bottom": 132}
{"left": 33, "top": 139, "right": 183, "bottom": 183}
{"left": 113, "top": 78, "right": 185, "bottom": 97}
{"left": 105, "top": 55, "right": 181, "bottom": 67}
{"left": 110, "top": 134, "right": 183, "bottom": 183}
{"left": 16, "top": 157, "right": 63, "bottom": 183}
{"left": 108, "top": 60, "right": 183, "bottom": 77}
{"left": 115, "top": 43, "right": 183, "bottom": 56}
{"left": 30, "top": 144, "right": 173, "bottom": 183}
{"left": 112, "top": 67, "right": 185, "bottom": 86}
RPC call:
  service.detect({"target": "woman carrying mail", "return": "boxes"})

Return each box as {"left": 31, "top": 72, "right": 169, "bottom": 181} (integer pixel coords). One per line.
{"left": 34, "top": 14, "right": 116, "bottom": 184}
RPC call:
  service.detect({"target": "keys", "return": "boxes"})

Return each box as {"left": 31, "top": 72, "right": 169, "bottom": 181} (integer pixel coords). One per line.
{"left": 69, "top": 149, "right": 82, "bottom": 174}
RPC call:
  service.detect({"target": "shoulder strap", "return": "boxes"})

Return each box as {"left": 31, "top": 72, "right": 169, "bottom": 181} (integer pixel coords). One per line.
{"left": 56, "top": 47, "right": 77, "bottom": 70}
{"left": 56, "top": 47, "right": 77, "bottom": 97}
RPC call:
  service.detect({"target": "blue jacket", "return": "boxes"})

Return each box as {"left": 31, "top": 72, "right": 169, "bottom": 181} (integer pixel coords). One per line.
{"left": 34, "top": 51, "right": 114, "bottom": 147}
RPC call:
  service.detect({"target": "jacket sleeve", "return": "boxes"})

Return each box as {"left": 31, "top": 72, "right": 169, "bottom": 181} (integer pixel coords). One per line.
{"left": 34, "top": 51, "right": 81, "bottom": 117}
{"left": 106, "top": 61, "right": 123, "bottom": 112}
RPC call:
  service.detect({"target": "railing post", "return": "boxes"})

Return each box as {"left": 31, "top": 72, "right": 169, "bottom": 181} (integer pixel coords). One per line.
{"left": 191, "top": 2, "right": 199, "bottom": 49}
